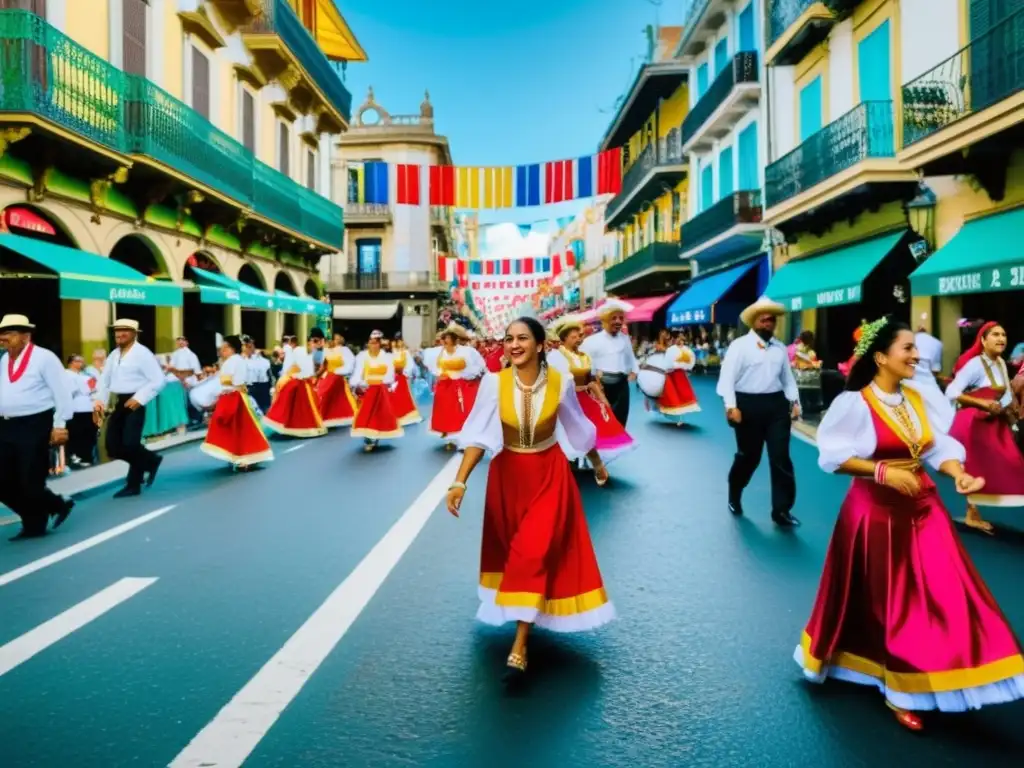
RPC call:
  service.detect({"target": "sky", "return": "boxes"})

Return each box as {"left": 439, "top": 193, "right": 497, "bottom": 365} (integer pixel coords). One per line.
{"left": 336, "top": 0, "right": 682, "bottom": 225}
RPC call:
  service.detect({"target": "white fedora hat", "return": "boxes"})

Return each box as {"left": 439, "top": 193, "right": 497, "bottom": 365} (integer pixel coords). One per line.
{"left": 443, "top": 322, "right": 469, "bottom": 340}
{"left": 739, "top": 296, "right": 787, "bottom": 328}
{"left": 598, "top": 298, "right": 633, "bottom": 317}
{"left": 0, "top": 313, "right": 35, "bottom": 331}
{"left": 110, "top": 318, "right": 141, "bottom": 332}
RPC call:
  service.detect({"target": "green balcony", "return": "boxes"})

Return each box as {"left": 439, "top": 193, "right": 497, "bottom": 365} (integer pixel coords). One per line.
{"left": 604, "top": 240, "right": 686, "bottom": 294}
{"left": 766, "top": 0, "right": 839, "bottom": 66}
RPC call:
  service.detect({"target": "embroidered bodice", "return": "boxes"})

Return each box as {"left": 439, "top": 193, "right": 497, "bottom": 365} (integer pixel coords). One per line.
{"left": 498, "top": 366, "right": 563, "bottom": 451}
{"left": 558, "top": 347, "right": 592, "bottom": 387}
{"left": 393, "top": 350, "right": 407, "bottom": 373}
{"left": 363, "top": 355, "right": 389, "bottom": 385}
{"left": 861, "top": 384, "right": 935, "bottom": 463}
{"left": 324, "top": 347, "right": 344, "bottom": 373}
{"left": 438, "top": 350, "right": 466, "bottom": 377}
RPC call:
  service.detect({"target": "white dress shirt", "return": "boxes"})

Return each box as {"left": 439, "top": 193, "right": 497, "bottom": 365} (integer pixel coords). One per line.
{"left": 288, "top": 347, "right": 316, "bottom": 379}
{"left": 716, "top": 331, "right": 800, "bottom": 409}
{"left": 0, "top": 344, "right": 74, "bottom": 427}
{"left": 912, "top": 331, "right": 944, "bottom": 387}
{"left": 945, "top": 355, "right": 1014, "bottom": 408}
{"left": 220, "top": 354, "right": 248, "bottom": 389}
{"left": 246, "top": 353, "right": 272, "bottom": 384}
{"left": 96, "top": 342, "right": 167, "bottom": 406}
{"left": 64, "top": 369, "right": 95, "bottom": 414}
{"left": 579, "top": 330, "right": 640, "bottom": 376}
{"left": 169, "top": 346, "right": 202, "bottom": 375}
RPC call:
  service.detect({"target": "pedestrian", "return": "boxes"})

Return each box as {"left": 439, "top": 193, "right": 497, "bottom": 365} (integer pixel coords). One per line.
{"left": 716, "top": 297, "right": 801, "bottom": 527}
{"left": 94, "top": 318, "right": 167, "bottom": 498}
{"left": 315, "top": 332, "right": 357, "bottom": 428}
{"left": 579, "top": 299, "right": 638, "bottom": 428}
{"left": 794, "top": 317, "right": 1024, "bottom": 731}
{"left": 349, "top": 330, "right": 403, "bottom": 452}
{"left": 428, "top": 323, "right": 485, "bottom": 451}
{"left": 0, "top": 314, "right": 75, "bottom": 539}
{"left": 446, "top": 315, "right": 613, "bottom": 678}
{"left": 63, "top": 353, "right": 99, "bottom": 467}
{"left": 242, "top": 337, "right": 272, "bottom": 413}
{"left": 262, "top": 328, "right": 326, "bottom": 438}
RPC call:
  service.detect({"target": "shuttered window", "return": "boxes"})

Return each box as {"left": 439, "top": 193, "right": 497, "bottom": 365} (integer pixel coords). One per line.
{"left": 123, "top": 0, "right": 147, "bottom": 76}
{"left": 191, "top": 47, "right": 210, "bottom": 119}
{"left": 278, "top": 122, "right": 290, "bottom": 175}
{"left": 241, "top": 89, "right": 256, "bottom": 152}
{"left": 306, "top": 149, "right": 317, "bottom": 190}
{"left": 0, "top": 0, "right": 46, "bottom": 86}
{"left": 0, "top": 1, "right": 45, "bottom": 12}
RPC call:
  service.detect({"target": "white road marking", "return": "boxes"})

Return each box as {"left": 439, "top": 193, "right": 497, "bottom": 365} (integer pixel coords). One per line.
{"left": 0, "top": 577, "right": 157, "bottom": 677}
{"left": 790, "top": 426, "right": 817, "bottom": 446}
{"left": 283, "top": 444, "right": 306, "bottom": 454}
{"left": 170, "top": 456, "right": 461, "bottom": 768}
{"left": 0, "top": 506, "right": 176, "bottom": 588}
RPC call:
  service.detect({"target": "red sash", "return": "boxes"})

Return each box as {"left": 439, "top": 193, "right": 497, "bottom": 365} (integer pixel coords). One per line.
{"left": 8, "top": 343, "right": 34, "bottom": 383}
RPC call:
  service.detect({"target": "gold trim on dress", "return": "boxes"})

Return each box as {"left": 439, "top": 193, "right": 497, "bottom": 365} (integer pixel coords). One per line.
{"left": 862, "top": 384, "right": 934, "bottom": 460}
{"left": 480, "top": 572, "right": 610, "bottom": 616}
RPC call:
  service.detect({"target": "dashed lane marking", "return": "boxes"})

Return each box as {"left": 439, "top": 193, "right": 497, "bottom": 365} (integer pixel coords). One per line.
{"left": 282, "top": 444, "right": 306, "bottom": 453}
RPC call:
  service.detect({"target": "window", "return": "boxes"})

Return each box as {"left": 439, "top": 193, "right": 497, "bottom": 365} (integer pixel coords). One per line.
{"left": 240, "top": 87, "right": 256, "bottom": 153}
{"left": 0, "top": 0, "right": 45, "bottom": 12}
{"left": 347, "top": 167, "right": 360, "bottom": 203}
{"left": 718, "top": 145, "right": 734, "bottom": 199}
{"left": 738, "top": 3, "right": 756, "bottom": 52}
{"left": 123, "top": 0, "right": 147, "bottom": 76}
{"left": 356, "top": 239, "right": 382, "bottom": 274}
{"left": 191, "top": 47, "right": 210, "bottom": 119}
{"left": 277, "top": 121, "right": 290, "bottom": 176}
{"left": 696, "top": 62, "right": 709, "bottom": 98}
{"left": 306, "top": 148, "right": 317, "bottom": 191}
{"left": 798, "top": 76, "right": 823, "bottom": 142}
{"left": 714, "top": 38, "right": 729, "bottom": 75}
{"left": 738, "top": 121, "right": 759, "bottom": 191}
{"left": 671, "top": 191, "right": 681, "bottom": 230}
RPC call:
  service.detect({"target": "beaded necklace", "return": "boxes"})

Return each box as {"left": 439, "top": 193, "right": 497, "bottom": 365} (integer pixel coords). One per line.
{"left": 512, "top": 366, "right": 546, "bottom": 447}
{"left": 870, "top": 382, "right": 922, "bottom": 459}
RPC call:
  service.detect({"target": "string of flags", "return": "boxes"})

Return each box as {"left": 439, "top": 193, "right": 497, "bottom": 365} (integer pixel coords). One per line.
{"left": 347, "top": 148, "right": 624, "bottom": 209}
{"left": 437, "top": 249, "right": 578, "bottom": 285}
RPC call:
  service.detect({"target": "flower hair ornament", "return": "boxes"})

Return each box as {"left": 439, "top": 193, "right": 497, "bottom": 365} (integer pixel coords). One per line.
{"left": 369, "top": 329, "right": 384, "bottom": 340}
{"left": 854, "top": 317, "right": 889, "bottom": 358}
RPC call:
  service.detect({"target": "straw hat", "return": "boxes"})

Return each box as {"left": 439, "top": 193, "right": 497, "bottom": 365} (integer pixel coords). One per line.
{"left": 550, "top": 314, "right": 584, "bottom": 338}
{"left": 0, "top": 313, "right": 35, "bottom": 331}
{"left": 443, "top": 322, "right": 469, "bottom": 340}
{"left": 739, "top": 297, "right": 786, "bottom": 328}
{"left": 597, "top": 298, "right": 632, "bottom": 318}
{"left": 110, "top": 318, "right": 141, "bottom": 332}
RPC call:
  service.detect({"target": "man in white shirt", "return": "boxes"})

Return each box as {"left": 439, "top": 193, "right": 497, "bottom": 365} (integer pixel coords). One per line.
{"left": 242, "top": 336, "right": 272, "bottom": 412}
{"left": 913, "top": 314, "right": 944, "bottom": 389}
{"left": 94, "top": 318, "right": 167, "bottom": 498}
{"left": 716, "top": 298, "right": 801, "bottom": 527}
{"left": 0, "top": 314, "right": 75, "bottom": 539}
{"left": 579, "top": 299, "right": 639, "bottom": 427}
{"left": 169, "top": 335, "right": 204, "bottom": 427}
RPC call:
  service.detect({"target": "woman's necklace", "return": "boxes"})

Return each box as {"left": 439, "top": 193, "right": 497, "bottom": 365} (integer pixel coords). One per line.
{"left": 513, "top": 367, "right": 546, "bottom": 447}
{"left": 871, "top": 382, "right": 922, "bottom": 459}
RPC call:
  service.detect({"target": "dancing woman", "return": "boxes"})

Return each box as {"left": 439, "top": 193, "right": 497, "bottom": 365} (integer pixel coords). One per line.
{"left": 429, "top": 323, "right": 485, "bottom": 450}
{"left": 262, "top": 329, "right": 326, "bottom": 438}
{"left": 390, "top": 336, "right": 423, "bottom": 426}
{"left": 794, "top": 317, "right": 1023, "bottom": 731}
{"left": 945, "top": 321, "right": 1024, "bottom": 534}
{"left": 317, "top": 333, "right": 358, "bottom": 428}
{"left": 446, "top": 316, "right": 614, "bottom": 677}
{"left": 349, "top": 330, "right": 403, "bottom": 452}
{"left": 653, "top": 338, "right": 701, "bottom": 423}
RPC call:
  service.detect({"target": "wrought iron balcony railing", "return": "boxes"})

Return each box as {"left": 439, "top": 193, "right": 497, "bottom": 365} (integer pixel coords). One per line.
{"left": 765, "top": 100, "right": 894, "bottom": 208}
{"left": 328, "top": 271, "right": 444, "bottom": 292}
{"left": 608, "top": 130, "right": 685, "bottom": 213}
{"left": 681, "top": 52, "right": 759, "bottom": 148}
{"left": 768, "top": 0, "right": 820, "bottom": 47}
{"left": 681, "top": 190, "right": 763, "bottom": 252}
{"left": 0, "top": 10, "right": 127, "bottom": 152}
{"left": 901, "top": 7, "right": 1024, "bottom": 148}
{"left": 245, "top": 0, "right": 353, "bottom": 124}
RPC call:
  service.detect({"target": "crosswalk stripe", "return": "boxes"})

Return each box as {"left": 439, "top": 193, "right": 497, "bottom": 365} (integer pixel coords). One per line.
{"left": 0, "top": 577, "right": 157, "bottom": 677}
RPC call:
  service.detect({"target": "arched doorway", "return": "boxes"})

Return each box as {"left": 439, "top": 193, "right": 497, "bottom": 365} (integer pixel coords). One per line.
{"left": 183, "top": 252, "right": 224, "bottom": 366}
{"left": 304, "top": 278, "right": 320, "bottom": 298}
{"left": 108, "top": 235, "right": 166, "bottom": 353}
{"left": 238, "top": 263, "right": 269, "bottom": 347}
{"left": 0, "top": 205, "right": 77, "bottom": 358}
{"left": 275, "top": 271, "right": 298, "bottom": 338}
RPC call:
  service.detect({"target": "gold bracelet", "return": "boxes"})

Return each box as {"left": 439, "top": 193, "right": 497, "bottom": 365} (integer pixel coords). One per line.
{"left": 449, "top": 481, "right": 467, "bottom": 491}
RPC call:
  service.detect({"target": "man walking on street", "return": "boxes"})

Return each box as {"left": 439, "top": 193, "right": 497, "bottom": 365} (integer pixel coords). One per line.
{"left": 580, "top": 299, "right": 639, "bottom": 427}
{"left": 717, "top": 298, "right": 801, "bottom": 527}
{"left": 94, "top": 319, "right": 166, "bottom": 498}
{"left": 0, "top": 314, "right": 75, "bottom": 540}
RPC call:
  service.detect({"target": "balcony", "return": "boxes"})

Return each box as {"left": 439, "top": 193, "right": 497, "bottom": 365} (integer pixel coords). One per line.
{"left": 605, "top": 131, "right": 687, "bottom": 228}
{"left": 763, "top": 101, "right": 917, "bottom": 227}
{"left": 327, "top": 271, "right": 446, "bottom": 293}
{"left": 678, "top": 0, "right": 734, "bottom": 57}
{"left": 604, "top": 240, "right": 686, "bottom": 293}
{"left": 681, "top": 52, "right": 760, "bottom": 154}
{"left": 680, "top": 190, "right": 764, "bottom": 264}
{"left": 342, "top": 202, "right": 391, "bottom": 226}
{"left": 241, "top": 0, "right": 353, "bottom": 132}
{"left": 899, "top": 7, "right": 1024, "bottom": 171}
{"left": 765, "top": 0, "right": 838, "bottom": 66}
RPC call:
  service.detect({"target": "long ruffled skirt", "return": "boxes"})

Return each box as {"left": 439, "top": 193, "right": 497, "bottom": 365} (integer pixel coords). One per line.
{"left": 655, "top": 369, "right": 701, "bottom": 422}
{"left": 201, "top": 390, "right": 274, "bottom": 466}
{"left": 478, "top": 445, "right": 615, "bottom": 632}
{"left": 576, "top": 390, "right": 635, "bottom": 463}
{"left": 391, "top": 376, "right": 423, "bottom": 426}
{"left": 795, "top": 477, "right": 1024, "bottom": 711}
{"left": 950, "top": 407, "right": 1024, "bottom": 508}
{"left": 430, "top": 377, "right": 478, "bottom": 438}
{"left": 143, "top": 379, "right": 190, "bottom": 437}
{"left": 262, "top": 378, "right": 326, "bottom": 438}
{"left": 317, "top": 373, "right": 358, "bottom": 428}
{"left": 351, "top": 383, "right": 404, "bottom": 440}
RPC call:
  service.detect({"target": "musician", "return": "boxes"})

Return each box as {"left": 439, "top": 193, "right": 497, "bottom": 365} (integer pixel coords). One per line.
{"left": 579, "top": 299, "right": 639, "bottom": 427}
{"left": 716, "top": 298, "right": 801, "bottom": 527}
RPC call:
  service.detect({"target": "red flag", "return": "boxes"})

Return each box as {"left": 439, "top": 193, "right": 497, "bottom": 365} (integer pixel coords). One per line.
{"left": 552, "top": 254, "right": 562, "bottom": 277}
{"left": 565, "top": 247, "right": 575, "bottom": 267}
{"left": 523, "top": 258, "right": 534, "bottom": 274}
{"left": 397, "top": 164, "right": 421, "bottom": 205}
{"left": 501, "top": 258, "right": 511, "bottom": 275}
{"left": 429, "top": 165, "right": 455, "bottom": 205}
{"left": 437, "top": 254, "right": 448, "bottom": 281}
{"left": 597, "top": 148, "right": 622, "bottom": 195}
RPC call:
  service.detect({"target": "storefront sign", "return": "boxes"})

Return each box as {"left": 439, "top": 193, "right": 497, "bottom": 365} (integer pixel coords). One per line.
{"left": 780, "top": 284, "right": 861, "bottom": 311}
{"left": 109, "top": 287, "right": 147, "bottom": 302}
{"left": 4, "top": 207, "right": 56, "bottom": 236}
{"left": 56, "top": 276, "right": 181, "bottom": 306}
{"left": 919, "top": 266, "right": 1024, "bottom": 296}
{"left": 668, "top": 307, "right": 708, "bottom": 326}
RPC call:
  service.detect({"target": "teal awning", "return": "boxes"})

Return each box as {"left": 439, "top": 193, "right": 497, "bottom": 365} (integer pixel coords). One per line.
{"left": 190, "top": 267, "right": 243, "bottom": 305}
{"left": 0, "top": 232, "right": 182, "bottom": 306}
{"left": 765, "top": 231, "right": 906, "bottom": 311}
{"left": 910, "top": 207, "right": 1024, "bottom": 296}
{"left": 274, "top": 289, "right": 330, "bottom": 315}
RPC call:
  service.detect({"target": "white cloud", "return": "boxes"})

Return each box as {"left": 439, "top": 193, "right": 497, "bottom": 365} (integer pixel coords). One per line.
{"left": 480, "top": 223, "right": 550, "bottom": 260}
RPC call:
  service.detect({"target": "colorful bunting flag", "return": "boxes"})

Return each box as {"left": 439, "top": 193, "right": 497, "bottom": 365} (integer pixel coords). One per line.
{"left": 396, "top": 164, "right": 420, "bottom": 205}
{"left": 429, "top": 165, "right": 455, "bottom": 206}
{"left": 597, "top": 148, "right": 622, "bottom": 196}
{"left": 457, "top": 167, "right": 481, "bottom": 208}
{"left": 363, "top": 161, "right": 389, "bottom": 204}
{"left": 515, "top": 164, "right": 541, "bottom": 207}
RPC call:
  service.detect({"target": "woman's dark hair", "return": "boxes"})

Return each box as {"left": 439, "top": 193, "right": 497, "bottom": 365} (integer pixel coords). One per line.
{"left": 505, "top": 317, "right": 547, "bottom": 367}
{"left": 66, "top": 353, "right": 82, "bottom": 365}
{"left": 224, "top": 335, "right": 242, "bottom": 354}
{"left": 845, "top": 319, "right": 912, "bottom": 391}
{"left": 798, "top": 330, "right": 814, "bottom": 345}
{"left": 308, "top": 327, "right": 325, "bottom": 341}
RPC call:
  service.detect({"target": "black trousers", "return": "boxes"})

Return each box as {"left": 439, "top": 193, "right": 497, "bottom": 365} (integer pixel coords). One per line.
{"left": 0, "top": 410, "right": 66, "bottom": 533}
{"left": 106, "top": 395, "right": 159, "bottom": 489}
{"left": 728, "top": 391, "right": 796, "bottom": 514}
{"left": 67, "top": 411, "right": 98, "bottom": 462}
{"left": 250, "top": 381, "right": 272, "bottom": 413}
{"left": 602, "top": 375, "right": 630, "bottom": 427}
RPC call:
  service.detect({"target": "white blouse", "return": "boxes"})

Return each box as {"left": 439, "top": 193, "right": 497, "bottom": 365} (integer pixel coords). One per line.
{"left": 430, "top": 346, "right": 483, "bottom": 380}
{"left": 944, "top": 355, "right": 1013, "bottom": 408}
{"left": 288, "top": 347, "right": 316, "bottom": 379}
{"left": 664, "top": 345, "right": 696, "bottom": 371}
{"left": 219, "top": 355, "right": 248, "bottom": 389}
{"left": 391, "top": 349, "right": 419, "bottom": 379}
{"left": 457, "top": 370, "right": 597, "bottom": 459}
{"left": 817, "top": 380, "right": 965, "bottom": 473}
{"left": 349, "top": 351, "right": 396, "bottom": 389}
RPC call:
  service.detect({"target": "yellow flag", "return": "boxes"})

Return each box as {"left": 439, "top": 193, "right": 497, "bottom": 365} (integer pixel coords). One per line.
{"left": 483, "top": 168, "right": 496, "bottom": 209}
{"left": 457, "top": 167, "right": 481, "bottom": 208}
{"left": 498, "top": 167, "right": 514, "bottom": 208}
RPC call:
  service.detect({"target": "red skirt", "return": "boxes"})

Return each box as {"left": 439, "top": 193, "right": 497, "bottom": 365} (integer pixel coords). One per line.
{"left": 656, "top": 369, "right": 701, "bottom": 421}
{"left": 351, "top": 383, "right": 404, "bottom": 440}
{"left": 262, "top": 378, "right": 326, "bottom": 438}
{"left": 577, "top": 390, "right": 635, "bottom": 462}
{"left": 317, "top": 373, "right": 357, "bottom": 428}
{"left": 950, "top": 391, "right": 1024, "bottom": 507}
{"left": 477, "top": 445, "right": 615, "bottom": 632}
{"left": 795, "top": 475, "right": 1024, "bottom": 711}
{"left": 201, "top": 390, "right": 274, "bottom": 465}
{"left": 391, "top": 376, "right": 423, "bottom": 426}
{"left": 430, "top": 377, "right": 479, "bottom": 437}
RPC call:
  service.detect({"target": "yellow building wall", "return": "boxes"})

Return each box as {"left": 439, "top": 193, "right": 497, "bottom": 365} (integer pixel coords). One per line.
{"left": 776, "top": 200, "right": 908, "bottom": 264}
{"left": 66, "top": 1, "right": 109, "bottom": 59}
{"left": 657, "top": 84, "right": 689, "bottom": 139}
{"left": 163, "top": 0, "right": 185, "bottom": 100}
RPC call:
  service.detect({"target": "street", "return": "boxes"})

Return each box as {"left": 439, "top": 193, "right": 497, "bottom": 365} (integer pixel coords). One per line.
{"left": 1, "top": 377, "right": 1023, "bottom": 767}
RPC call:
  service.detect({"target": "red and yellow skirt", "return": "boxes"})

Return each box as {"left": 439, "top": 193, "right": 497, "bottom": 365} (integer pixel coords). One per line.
{"left": 577, "top": 390, "right": 635, "bottom": 462}
{"left": 477, "top": 443, "right": 615, "bottom": 632}
{"left": 262, "top": 378, "right": 326, "bottom": 438}
{"left": 201, "top": 390, "right": 274, "bottom": 466}
{"left": 654, "top": 369, "right": 701, "bottom": 422}
{"left": 317, "top": 373, "right": 358, "bottom": 428}
{"left": 351, "top": 383, "right": 404, "bottom": 440}
{"left": 430, "top": 377, "right": 479, "bottom": 438}
{"left": 391, "top": 375, "right": 423, "bottom": 426}
{"left": 949, "top": 387, "right": 1024, "bottom": 508}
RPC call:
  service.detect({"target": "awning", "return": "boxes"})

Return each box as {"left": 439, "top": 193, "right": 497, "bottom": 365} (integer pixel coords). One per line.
{"left": 622, "top": 294, "right": 676, "bottom": 323}
{"left": 0, "top": 232, "right": 182, "bottom": 306}
{"left": 332, "top": 302, "right": 399, "bottom": 321}
{"left": 910, "top": 208, "right": 1024, "bottom": 296}
{"left": 765, "top": 231, "right": 906, "bottom": 312}
{"left": 274, "top": 290, "right": 331, "bottom": 316}
{"left": 189, "top": 267, "right": 243, "bottom": 305}
{"left": 666, "top": 259, "right": 761, "bottom": 326}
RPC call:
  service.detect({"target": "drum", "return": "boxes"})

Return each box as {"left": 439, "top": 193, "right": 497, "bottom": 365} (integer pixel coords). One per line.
{"left": 189, "top": 375, "right": 221, "bottom": 410}
{"left": 637, "top": 352, "right": 668, "bottom": 399}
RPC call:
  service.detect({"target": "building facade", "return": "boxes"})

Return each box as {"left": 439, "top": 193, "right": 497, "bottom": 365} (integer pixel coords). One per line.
{"left": 326, "top": 88, "right": 454, "bottom": 350}
{"left": 0, "top": 0, "right": 359, "bottom": 363}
